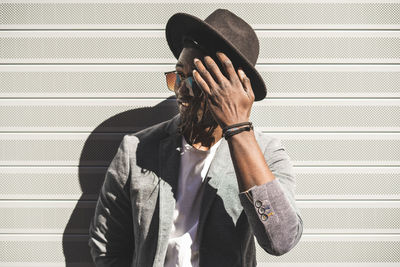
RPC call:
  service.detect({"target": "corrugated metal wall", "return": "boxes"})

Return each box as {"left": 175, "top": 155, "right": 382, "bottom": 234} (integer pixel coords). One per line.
{"left": 1, "top": 0, "right": 399, "bottom": 266}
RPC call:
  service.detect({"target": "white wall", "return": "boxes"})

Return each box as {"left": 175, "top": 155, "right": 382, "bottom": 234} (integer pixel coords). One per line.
{"left": 0, "top": 0, "right": 399, "bottom": 266}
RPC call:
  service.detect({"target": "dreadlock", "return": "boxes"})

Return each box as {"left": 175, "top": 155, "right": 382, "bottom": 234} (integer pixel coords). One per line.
{"left": 177, "top": 36, "right": 220, "bottom": 146}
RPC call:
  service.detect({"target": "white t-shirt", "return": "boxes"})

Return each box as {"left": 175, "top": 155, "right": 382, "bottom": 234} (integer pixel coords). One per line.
{"left": 164, "top": 136, "right": 222, "bottom": 267}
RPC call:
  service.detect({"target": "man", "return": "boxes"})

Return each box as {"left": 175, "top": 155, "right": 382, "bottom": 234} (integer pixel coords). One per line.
{"left": 88, "top": 9, "right": 303, "bottom": 267}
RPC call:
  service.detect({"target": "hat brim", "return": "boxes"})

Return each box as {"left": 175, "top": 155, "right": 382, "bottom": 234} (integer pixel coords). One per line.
{"left": 165, "top": 12, "right": 267, "bottom": 101}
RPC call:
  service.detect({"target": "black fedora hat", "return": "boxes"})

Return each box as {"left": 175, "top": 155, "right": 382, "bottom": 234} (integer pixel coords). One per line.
{"left": 165, "top": 9, "right": 267, "bottom": 101}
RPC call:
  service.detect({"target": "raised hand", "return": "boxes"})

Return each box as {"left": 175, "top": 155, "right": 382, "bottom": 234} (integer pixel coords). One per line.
{"left": 192, "top": 51, "right": 255, "bottom": 128}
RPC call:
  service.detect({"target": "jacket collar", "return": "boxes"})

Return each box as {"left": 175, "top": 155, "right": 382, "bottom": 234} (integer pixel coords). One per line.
{"left": 196, "top": 136, "right": 232, "bottom": 247}
{"left": 153, "top": 115, "right": 181, "bottom": 266}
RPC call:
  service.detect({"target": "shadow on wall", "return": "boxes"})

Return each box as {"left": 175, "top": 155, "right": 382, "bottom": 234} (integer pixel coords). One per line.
{"left": 62, "top": 97, "right": 178, "bottom": 266}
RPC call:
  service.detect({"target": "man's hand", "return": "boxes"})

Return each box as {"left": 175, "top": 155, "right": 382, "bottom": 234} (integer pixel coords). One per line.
{"left": 192, "top": 51, "right": 255, "bottom": 128}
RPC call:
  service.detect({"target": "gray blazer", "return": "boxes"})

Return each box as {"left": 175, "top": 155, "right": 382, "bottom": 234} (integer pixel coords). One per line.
{"left": 88, "top": 115, "right": 303, "bottom": 267}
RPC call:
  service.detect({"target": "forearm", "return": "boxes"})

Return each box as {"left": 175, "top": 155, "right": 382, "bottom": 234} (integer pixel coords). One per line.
{"left": 227, "top": 129, "right": 275, "bottom": 192}
{"left": 238, "top": 179, "right": 303, "bottom": 256}
{"left": 228, "top": 131, "right": 303, "bottom": 256}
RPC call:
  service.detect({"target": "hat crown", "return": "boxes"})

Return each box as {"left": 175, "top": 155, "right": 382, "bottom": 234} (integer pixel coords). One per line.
{"left": 203, "top": 9, "right": 259, "bottom": 65}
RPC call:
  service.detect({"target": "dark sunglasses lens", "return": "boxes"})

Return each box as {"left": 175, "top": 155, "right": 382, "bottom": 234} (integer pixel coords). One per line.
{"left": 185, "top": 77, "right": 193, "bottom": 90}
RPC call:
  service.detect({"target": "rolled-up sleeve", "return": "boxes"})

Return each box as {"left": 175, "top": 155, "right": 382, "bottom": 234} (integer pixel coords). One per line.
{"left": 88, "top": 135, "right": 135, "bottom": 266}
{"left": 238, "top": 136, "right": 303, "bottom": 256}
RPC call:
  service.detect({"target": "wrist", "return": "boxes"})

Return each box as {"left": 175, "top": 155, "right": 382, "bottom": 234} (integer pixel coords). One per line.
{"left": 229, "top": 128, "right": 254, "bottom": 139}
{"left": 220, "top": 119, "right": 250, "bottom": 129}
{"left": 222, "top": 122, "right": 253, "bottom": 140}
{"left": 226, "top": 129, "right": 256, "bottom": 146}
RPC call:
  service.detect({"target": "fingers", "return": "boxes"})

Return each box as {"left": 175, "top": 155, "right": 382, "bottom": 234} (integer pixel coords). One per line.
{"left": 193, "top": 52, "right": 254, "bottom": 102}
{"left": 204, "top": 56, "right": 226, "bottom": 84}
{"left": 194, "top": 53, "right": 238, "bottom": 86}
{"left": 216, "top": 52, "right": 240, "bottom": 84}
{"left": 193, "top": 69, "right": 211, "bottom": 96}
{"left": 193, "top": 58, "right": 219, "bottom": 90}
{"left": 238, "top": 69, "right": 255, "bottom": 101}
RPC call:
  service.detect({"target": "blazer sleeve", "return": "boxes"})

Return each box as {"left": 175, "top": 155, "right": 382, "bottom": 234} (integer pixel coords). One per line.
{"left": 238, "top": 136, "right": 303, "bottom": 256}
{"left": 88, "top": 135, "right": 135, "bottom": 266}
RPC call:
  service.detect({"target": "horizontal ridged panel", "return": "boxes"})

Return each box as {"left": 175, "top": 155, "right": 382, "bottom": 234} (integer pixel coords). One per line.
{"left": 1, "top": 167, "right": 399, "bottom": 200}
{"left": 280, "top": 134, "right": 400, "bottom": 165}
{"left": 0, "top": 99, "right": 399, "bottom": 131}
{"left": 0, "top": 167, "right": 106, "bottom": 200}
{"left": 0, "top": 133, "right": 125, "bottom": 166}
{"left": 1, "top": 31, "right": 399, "bottom": 63}
{"left": 0, "top": 201, "right": 94, "bottom": 234}
{"left": 1, "top": 65, "right": 399, "bottom": 98}
{"left": 256, "top": 235, "right": 400, "bottom": 263}
{"left": 295, "top": 167, "right": 400, "bottom": 200}
{"left": 0, "top": 99, "right": 180, "bottom": 132}
{"left": 0, "top": 234, "right": 93, "bottom": 265}
{"left": 0, "top": 234, "right": 398, "bottom": 264}
{"left": 0, "top": 201, "right": 399, "bottom": 234}
{"left": 1, "top": 1, "right": 399, "bottom": 30}
{"left": 0, "top": 133, "right": 398, "bottom": 165}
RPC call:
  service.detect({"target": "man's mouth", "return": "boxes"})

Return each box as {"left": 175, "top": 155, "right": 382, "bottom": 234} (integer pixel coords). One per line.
{"left": 177, "top": 98, "right": 190, "bottom": 107}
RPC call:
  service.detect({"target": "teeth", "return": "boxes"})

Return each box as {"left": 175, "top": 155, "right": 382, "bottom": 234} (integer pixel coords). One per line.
{"left": 177, "top": 99, "right": 189, "bottom": 107}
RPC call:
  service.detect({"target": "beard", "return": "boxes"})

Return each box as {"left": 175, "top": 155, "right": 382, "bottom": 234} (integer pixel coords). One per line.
{"left": 177, "top": 92, "right": 219, "bottom": 147}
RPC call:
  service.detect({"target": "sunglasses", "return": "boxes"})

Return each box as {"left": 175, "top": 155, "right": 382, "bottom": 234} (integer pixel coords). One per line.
{"left": 164, "top": 70, "right": 195, "bottom": 92}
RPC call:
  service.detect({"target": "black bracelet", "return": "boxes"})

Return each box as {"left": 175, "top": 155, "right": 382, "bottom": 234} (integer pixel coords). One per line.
{"left": 222, "top": 122, "right": 252, "bottom": 134}
{"left": 223, "top": 124, "right": 254, "bottom": 140}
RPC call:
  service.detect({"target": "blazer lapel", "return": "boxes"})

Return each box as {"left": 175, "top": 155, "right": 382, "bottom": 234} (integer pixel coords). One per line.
{"left": 153, "top": 130, "right": 181, "bottom": 266}
{"left": 196, "top": 138, "right": 233, "bottom": 246}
